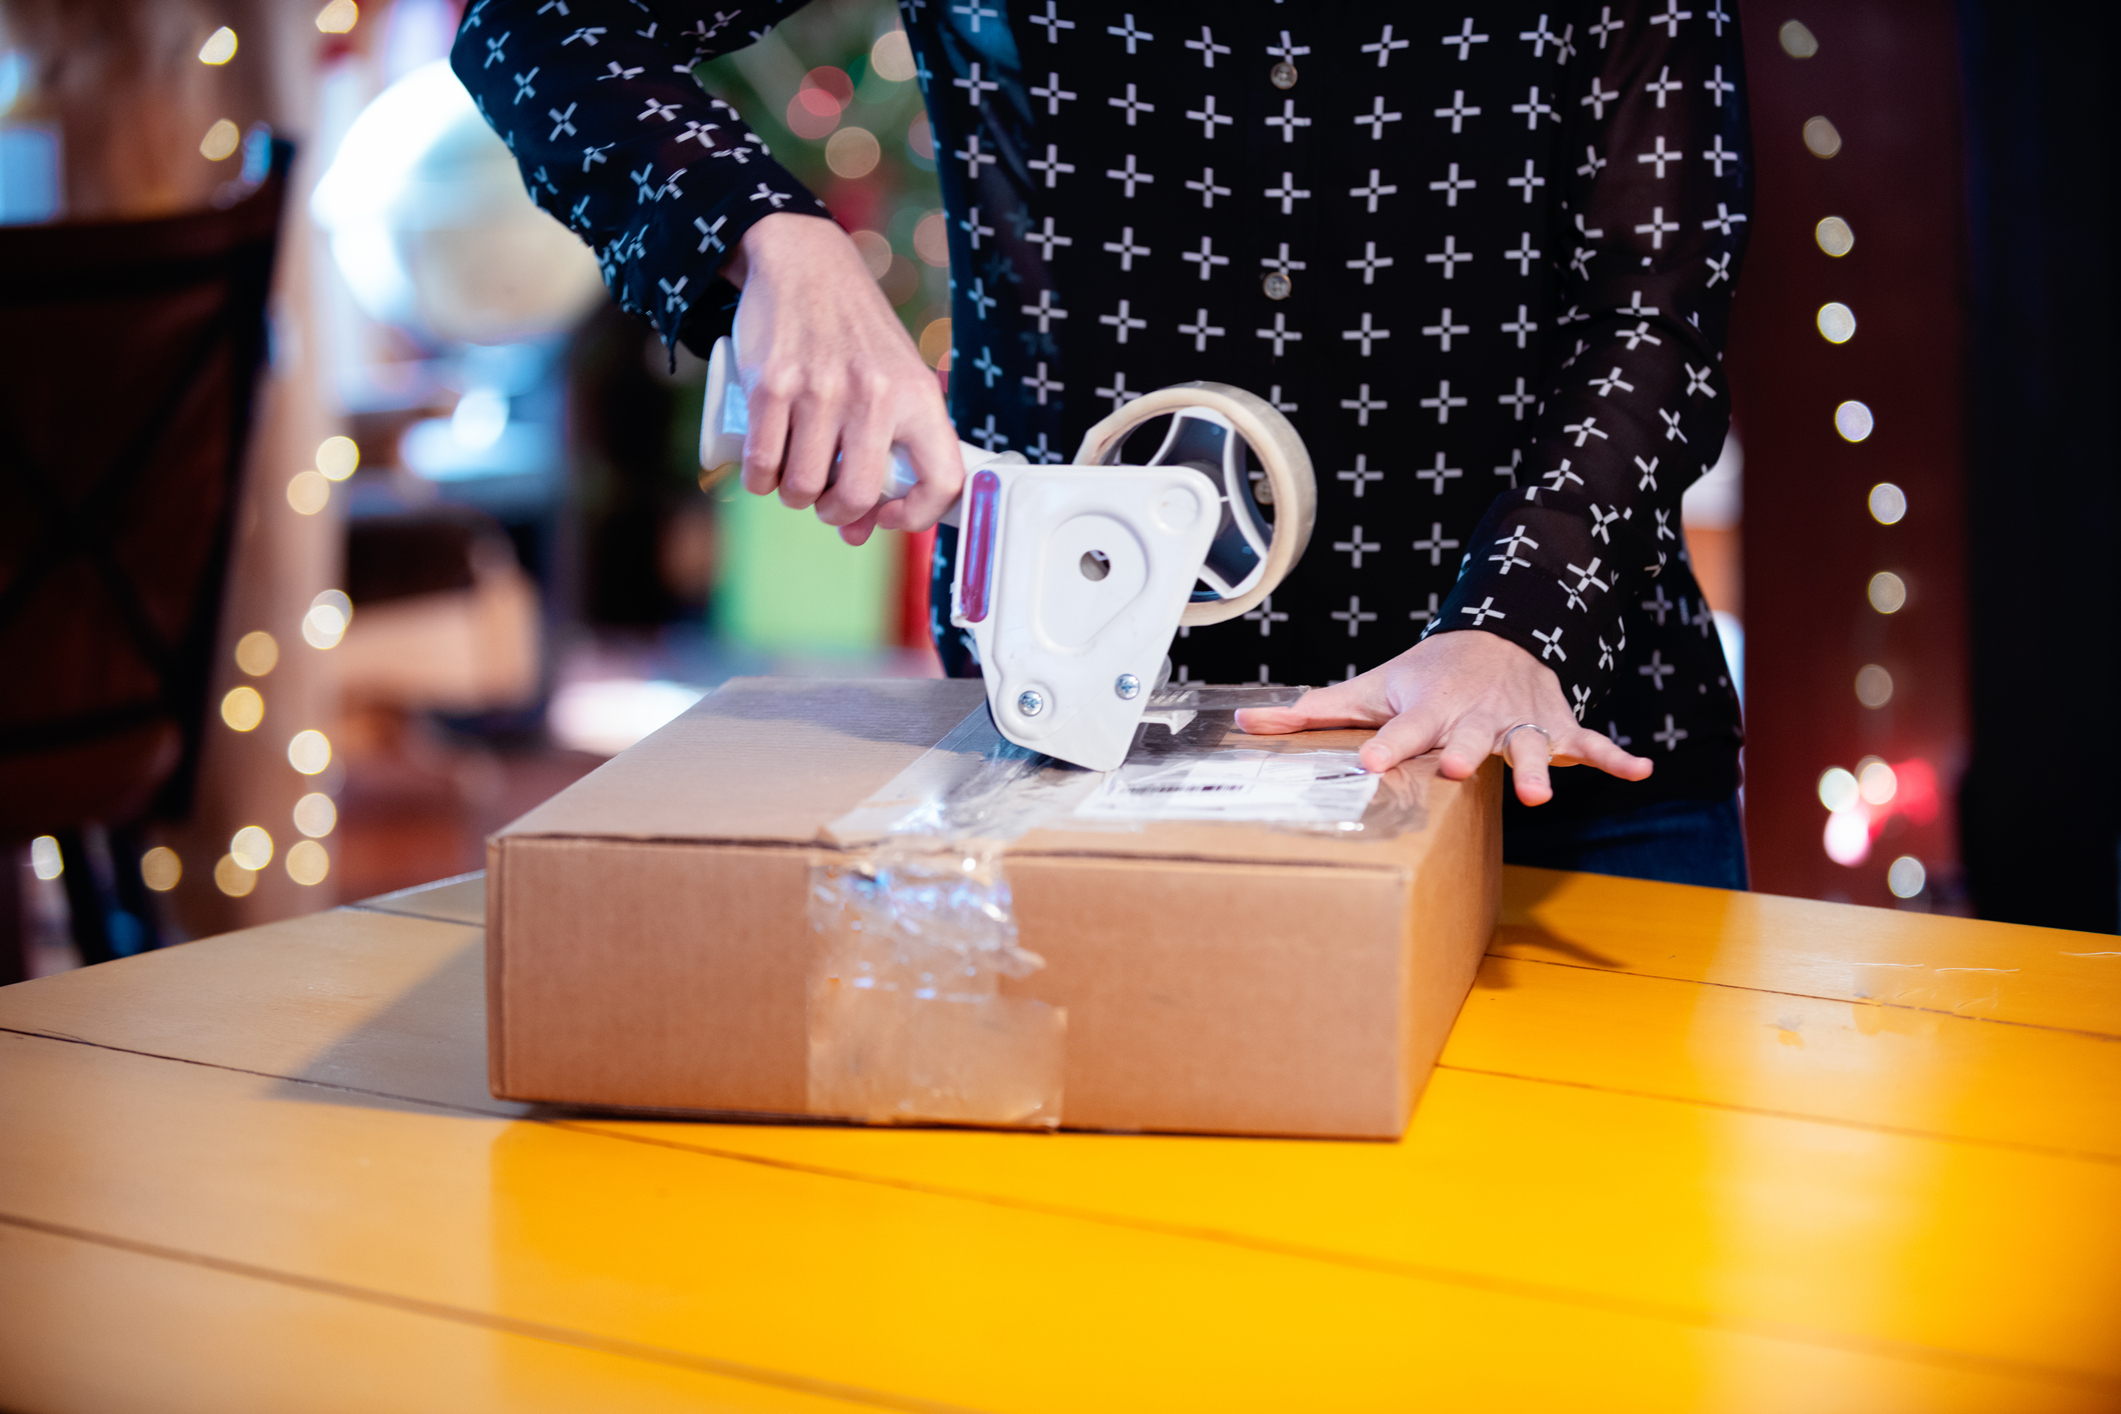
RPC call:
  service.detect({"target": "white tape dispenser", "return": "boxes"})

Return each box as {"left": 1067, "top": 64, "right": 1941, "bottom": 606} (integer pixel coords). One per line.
{"left": 701, "top": 336, "right": 1316, "bottom": 770}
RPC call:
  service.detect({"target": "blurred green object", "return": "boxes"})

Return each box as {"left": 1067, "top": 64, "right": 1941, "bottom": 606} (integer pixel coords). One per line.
{"left": 693, "top": 0, "right": 942, "bottom": 652}
{"left": 712, "top": 482, "right": 893, "bottom": 651}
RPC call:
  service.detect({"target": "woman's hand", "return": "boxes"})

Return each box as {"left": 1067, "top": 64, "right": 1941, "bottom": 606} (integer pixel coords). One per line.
{"left": 722, "top": 213, "right": 963, "bottom": 545}
{"left": 1233, "top": 630, "right": 1653, "bottom": 806}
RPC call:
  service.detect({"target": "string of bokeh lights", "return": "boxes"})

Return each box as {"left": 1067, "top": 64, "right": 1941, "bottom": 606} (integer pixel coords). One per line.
{"left": 1781, "top": 19, "right": 1926, "bottom": 900}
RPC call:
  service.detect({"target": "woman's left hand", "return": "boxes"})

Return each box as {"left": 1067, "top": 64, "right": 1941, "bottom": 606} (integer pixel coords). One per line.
{"left": 1233, "top": 629, "right": 1653, "bottom": 806}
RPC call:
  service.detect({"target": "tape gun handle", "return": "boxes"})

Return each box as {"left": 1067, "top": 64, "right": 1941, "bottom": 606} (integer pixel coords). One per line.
{"left": 701, "top": 335, "right": 997, "bottom": 527}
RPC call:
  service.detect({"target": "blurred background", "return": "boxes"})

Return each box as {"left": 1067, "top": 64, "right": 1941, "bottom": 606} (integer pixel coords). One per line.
{"left": 2, "top": 0, "right": 2114, "bottom": 979}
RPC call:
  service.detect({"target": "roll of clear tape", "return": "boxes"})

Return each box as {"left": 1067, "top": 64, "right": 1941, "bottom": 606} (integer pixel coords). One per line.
{"left": 1074, "top": 381, "right": 1317, "bottom": 627}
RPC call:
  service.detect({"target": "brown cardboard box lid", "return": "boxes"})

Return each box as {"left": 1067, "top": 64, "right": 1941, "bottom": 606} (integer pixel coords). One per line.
{"left": 497, "top": 677, "right": 1441, "bottom": 873}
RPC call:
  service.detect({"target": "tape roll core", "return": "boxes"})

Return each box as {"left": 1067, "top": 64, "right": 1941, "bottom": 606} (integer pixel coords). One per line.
{"left": 1074, "top": 382, "right": 1317, "bottom": 626}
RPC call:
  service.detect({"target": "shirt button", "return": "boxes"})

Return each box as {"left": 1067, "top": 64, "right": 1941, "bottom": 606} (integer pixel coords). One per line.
{"left": 1269, "top": 61, "right": 1298, "bottom": 89}
{"left": 1262, "top": 270, "right": 1292, "bottom": 300}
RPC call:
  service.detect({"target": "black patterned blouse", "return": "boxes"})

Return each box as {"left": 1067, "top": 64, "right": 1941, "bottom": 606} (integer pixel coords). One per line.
{"left": 454, "top": 0, "right": 1753, "bottom": 812}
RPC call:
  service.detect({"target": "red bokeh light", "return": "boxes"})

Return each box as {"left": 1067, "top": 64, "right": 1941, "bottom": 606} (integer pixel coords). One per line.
{"left": 802, "top": 66, "right": 854, "bottom": 105}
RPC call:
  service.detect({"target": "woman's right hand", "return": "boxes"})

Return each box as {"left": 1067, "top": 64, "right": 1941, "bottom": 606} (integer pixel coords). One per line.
{"left": 722, "top": 212, "right": 964, "bottom": 545}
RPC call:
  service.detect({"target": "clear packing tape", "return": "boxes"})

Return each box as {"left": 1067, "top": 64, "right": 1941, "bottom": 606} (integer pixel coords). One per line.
{"left": 807, "top": 687, "right": 1430, "bottom": 1128}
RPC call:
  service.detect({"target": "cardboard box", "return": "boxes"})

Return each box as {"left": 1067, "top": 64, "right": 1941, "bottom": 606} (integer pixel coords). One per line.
{"left": 487, "top": 678, "right": 1501, "bottom": 1138}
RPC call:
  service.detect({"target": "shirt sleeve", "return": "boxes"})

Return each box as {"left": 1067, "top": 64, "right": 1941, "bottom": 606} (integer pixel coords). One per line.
{"left": 1427, "top": 0, "right": 1752, "bottom": 726}
{"left": 450, "top": 0, "right": 833, "bottom": 353}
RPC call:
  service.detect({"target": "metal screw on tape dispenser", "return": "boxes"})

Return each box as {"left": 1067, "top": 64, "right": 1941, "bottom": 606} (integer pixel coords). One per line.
{"left": 1017, "top": 690, "right": 1046, "bottom": 717}
{"left": 1115, "top": 674, "right": 1142, "bottom": 700}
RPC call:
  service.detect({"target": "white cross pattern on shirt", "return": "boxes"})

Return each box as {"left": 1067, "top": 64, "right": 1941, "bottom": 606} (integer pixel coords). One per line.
{"left": 1650, "top": 1, "right": 1693, "bottom": 38}
{"left": 549, "top": 103, "right": 579, "bottom": 139}
{"left": 1543, "top": 459, "right": 1584, "bottom": 491}
{"left": 1105, "top": 153, "right": 1153, "bottom": 196}
{"left": 1266, "top": 30, "right": 1310, "bottom": 62}
{"left": 1653, "top": 714, "right": 1688, "bottom": 750}
{"left": 965, "top": 278, "right": 996, "bottom": 318}
{"left": 1028, "top": 0, "right": 1073, "bottom": 42}
{"left": 1491, "top": 525, "right": 1538, "bottom": 573}
{"left": 1184, "top": 25, "right": 1230, "bottom": 66}
{"left": 1265, "top": 100, "right": 1311, "bottom": 142}
{"left": 1503, "top": 159, "right": 1545, "bottom": 203}
{"left": 1591, "top": 502, "right": 1622, "bottom": 540}
{"left": 972, "top": 413, "right": 1009, "bottom": 450}
{"left": 1686, "top": 363, "right": 1714, "bottom": 397}
{"left": 952, "top": 1, "right": 999, "bottom": 32}
{"left": 1422, "top": 307, "right": 1471, "bottom": 350}
{"left": 1185, "top": 167, "right": 1232, "bottom": 207}
{"left": 1031, "top": 72, "right": 1077, "bottom": 114}
{"left": 1347, "top": 241, "right": 1393, "bottom": 284}
{"left": 1361, "top": 24, "right": 1410, "bottom": 66}
{"left": 1334, "top": 526, "right": 1381, "bottom": 568}
{"left": 1500, "top": 306, "right": 1538, "bottom": 348}
{"left": 1533, "top": 626, "right": 1567, "bottom": 661}
{"left": 1703, "top": 202, "right": 1748, "bottom": 235}
{"left": 1026, "top": 215, "right": 1071, "bottom": 260}
{"left": 1619, "top": 319, "right": 1663, "bottom": 349}
{"left": 1103, "top": 225, "right": 1149, "bottom": 268}
{"left": 1429, "top": 163, "right": 1476, "bottom": 206}
{"left": 1338, "top": 454, "right": 1384, "bottom": 496}
{"left": 1343, "top": 313, "right": 1392, "bottom": 356}
{"left": 1637, "top": 136, "right": 1681, "bottom": 177}
{"left": 1027, "top": 144, "right": 1075, "bottom": 187}
{"left": 1420, "top": 380, "right": 1468, "bottom": 422}
{"left": 1441, "top": 18, "right": 1490, "bottom": 59}
{"left": 1499, "top": 377, "right": 1536, "bottom": 419}
{"left": 1660, "top": 409, "right": 1689, "bottom": 442}
{"left": 1261, "top": 242, "right": 1306, "bottom": 274}
{"left": 1185, "top": 94, "right": 1235, "bottom": 139}
{"left": 1178, "top": 308, "right": 1225, "bottom": 350}
{"left": 1416, "top": 453, "right": 1463, "bottom": 494}
{"left": 1021, "top": 362, "right": 1062, "bottom": 405}
{"left": 1426, "top": 235, "right": 1473, "bottom": 276}
{"left": 1021, "top": 288, "right": 1069, "bottom": 331}
{"left": 1180, "top": 235, "right": 1229, "bottom": 279}
{"left": 1245, "top": 595, "right": 1289, "bottom": 635}
{"left": 1107, "top": 82, "right": 1150, "bottom": 123}
{"left": 1340, "top": 384, "right": 1387, "bottom": 425}
{"left": 1332, "top": 596, "right": 1380, "bottom": 636}
{"left": 1106, "top": 12, "right": 1152, "bottom": 52}
{"left": 1460, "top": 596, "right": 1505, "bottom": 625}
{"left": 1264, "top": 172, "right": 1311, "bottom": 213}
{"left": 1589, "top": 365, "right": 1636, "bottom": 396}
{"left": 1633, "top": 454, "right": 1659, "bottom": 490}
{"left": 971, "top": 347, "right": 1002, "bottom": 386}
{"left": 955, "top": 131, "right": 997, "bottom": 176}
{"left": 1702, "top": 134, "right": 1738, "bottom": 176}
{"left": 1511, "top": 86, "right": 1555, "bottom": 129}
{"left": 1435, "top": 90, "right": 1481, "bottom": 131}
{"left": 954, "top": 62, "right": 1000, "bottom": 100}
{"left": 1256, "top": 312, "right": 1301, "bottom": 354}
{"left": 1356, "top": 97, "right": 1404, "bottom": 139}
{"left": 1635, "top": 206, "right": 1681, "bottom": 248}
{"left": 1503, "top": 232, "right": 1541, "bottom": 275}
{"left": 1591, "top": 6, "right": 1625, "bottom": 46}
{"left": 1646, "top": 65, "right": 1683, "bottom": 107}
{"left": 1095, "top": 369, "right": 1142, "bottom": 408}
{"left": 1101, "top": 298, "right": 1147, "bottom": 343}
{"left": 1639, "top": 651, "right": 1677, "bottom": 689}
{"left": 1581, "top": 79, "right": 1619, "bottom": 120}
{"left": 1414, "top": 523, "right": 1462, "bottom": 566}
{"left": 1704, "top": 65, "right": 1735, "bottom": 106}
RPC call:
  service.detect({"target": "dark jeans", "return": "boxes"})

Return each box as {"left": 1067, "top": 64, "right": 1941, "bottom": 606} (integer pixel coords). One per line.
{"left": 1503, "top": 792, "right": 1749, "bottom": 891}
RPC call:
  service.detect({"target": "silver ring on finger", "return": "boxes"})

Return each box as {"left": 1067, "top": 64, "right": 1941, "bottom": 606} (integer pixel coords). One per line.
{"left": 1499, "top": 722, "right": 1554, "bottom": 762}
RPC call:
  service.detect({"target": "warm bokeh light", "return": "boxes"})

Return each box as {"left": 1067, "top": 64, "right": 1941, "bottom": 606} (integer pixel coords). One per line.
{"left": 213, "top": 853, "right": 257, "bottom": 897}
{"left": 787, "top": 88, "right": 840, "bottom": 141}
{"left": 1868, "top": 482, "right": 1907, "bottom": 525}
{"left": 200, "top": 119, "right": 241, "bottom": 161}
{"left": 315, "top": 0, "right": 358, "bottom": 34}
{"left": 1834, "top": 400, "right": 1874, "bottom": 442}
{"left": 849, "top": 228, "right": 892, "bottom": 279}
{"left": 288, "top": 729, "right": 333, "bottom": 775}
{"left": 140, "top": 846, "right": 183, "bottom": 892}
{"left": 230, "top": 825, "right": 274, "bottom": 871}
{"left": 870, "top": 29, "right": 915, "bottom": 82}
{"left": 287, "top": 468, "right": 331, "bottom": 514}
{"left": 1816, "top": 302, "right": 1856, "bottom": 344}
{"left": 1780, "top": 19, "right": 1820, "bottom": 57}
{"left": 918, "top": 316, "right": 953, "bottom": 367}
{"left": 293, "top": 792, "right": 338, "bottom": 838}
{"left": 235, "top": 629, "right": 279, "bottom": 676}
{"left": 1823, "top": 809, "right": 1869, "bottom": 866}
{"left": 1887, "top": 855, "right": 1928, "bottom": 899}
{"left": 1817, "top": 766, "right": 1858, "bottom": 813}
{"left": 913, "top": 211, "right": 949, "bottom": 266}
{"left": 1802, "top": 115, "right": 1841, "bottom": 158}
{"left": 29, "top": 835, "right": 62, "bottom": 881}
{"left": 198, "top": 26, "right": 238, "bottom": 65}
{"left": 907, "top": 113, "right": 934, "bottom": 160}
{"left": 221, "top": 684, "right": 265, "bottom": 732}
{"left": 316, "top": 435, "right": 360, "bottom": 480}
{"left": 1868, "top": 571, "right": 1907, "bottom": 614}
{"left": 303, "top": 590, "right": 352, "bottom": 649}
{"left": 879, "top": 255, "right": 918, "bottom": 306}
{"left": 286, "top": 838, "right": 331, "bottom": 886}
{"left": 1858, "top": 759, "right": 1898, "bottom": 805}
{"left": 1855, "top": 663, "right": 1894, "bottom": 708}
{"left": 1815, "top": 216, "right": 1854, "bottom": 257}
{"left": 825, "top": 126, "right": 881, "bottom": 179}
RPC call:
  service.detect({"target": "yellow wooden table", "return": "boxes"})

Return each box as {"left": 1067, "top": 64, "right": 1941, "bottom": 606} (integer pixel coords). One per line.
{"left": 1, "top": 868, "right": 2115, "bottom": 1413}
